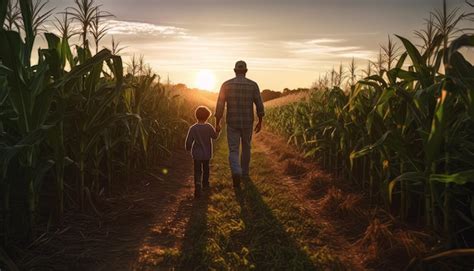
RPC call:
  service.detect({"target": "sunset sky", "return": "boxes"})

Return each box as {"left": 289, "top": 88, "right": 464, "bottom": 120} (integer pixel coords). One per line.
{"left": 43, "top": 0, "right": 470, "bottom": 92}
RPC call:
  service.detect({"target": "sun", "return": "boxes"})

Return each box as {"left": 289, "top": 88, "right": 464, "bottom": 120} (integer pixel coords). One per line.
{"left": 195, "top": 70, "right": 216, "bottom": 91}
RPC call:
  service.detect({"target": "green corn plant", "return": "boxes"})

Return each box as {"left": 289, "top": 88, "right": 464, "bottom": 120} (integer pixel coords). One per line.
{"left": 4, "top": 0, "right": 21, "bottom": 31}
{"left": 348, "top": 58, "right": 358, "bottom": 88}
{"left": 0, "top": 0, "right": 58, "bottom": 241}
{"left": 30, "top": 0, "right": 54, "bottom": 36}
{"left": 0, "top": 0, "right": 194, "bottom": 248}
{"left": 266, "top": 8, "right": 474, "bottom": 248}
{"left": 68, "top": 0, "right": 108, "bottom": 48}
{"left": 65, "top": 47, "right": 129, "bottom": 209}
{"left": 0, "top": 0, "right": 109, "bottom": 239}
{"left": 90, "top": 7, "right": 112, "bottom": 54}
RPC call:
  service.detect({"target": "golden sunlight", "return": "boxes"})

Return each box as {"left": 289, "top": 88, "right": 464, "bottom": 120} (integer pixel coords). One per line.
{"left": 195, "top": 70, "right": 216, "bottom": 91}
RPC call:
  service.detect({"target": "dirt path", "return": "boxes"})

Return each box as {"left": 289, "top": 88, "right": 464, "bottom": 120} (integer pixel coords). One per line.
{"left": 253, "top": 131, "right": 432, "bottom": 271}
{"left": 20, "top": 131, "right": 378, "bottom": 270}
{"left": 116, "top": 150, "right": 195, "bottom": 270}
{"left": 253, "top": 131, "right": 367, "bottom": 270}
{"left": 19, "top": 150, "right": 195, "bottom": 270}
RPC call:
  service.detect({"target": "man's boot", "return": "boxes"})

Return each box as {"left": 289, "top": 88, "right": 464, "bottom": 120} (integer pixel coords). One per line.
{"left": 232, "top": 174, "right": 241, "bottom": 188}
{"left": 194, "top": 183, "right": 202, "bottom": 199}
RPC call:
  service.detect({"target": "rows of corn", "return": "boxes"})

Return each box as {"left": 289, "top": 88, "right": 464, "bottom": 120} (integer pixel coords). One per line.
{"left": 266, "top": 2, "right": 474, "bottom": 248}
{"left": 0, "top": 0, "right": 192, "bottom": 245}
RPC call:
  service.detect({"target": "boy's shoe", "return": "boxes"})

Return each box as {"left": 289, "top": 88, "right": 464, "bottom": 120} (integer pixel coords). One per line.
{"left": 232, "top": 174, "right": 241, "bottom": 188}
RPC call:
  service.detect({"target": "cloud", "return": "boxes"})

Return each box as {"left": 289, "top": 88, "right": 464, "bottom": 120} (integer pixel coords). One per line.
{"left": 43, "top": 19, "right": 188, "bottom": 39}
{"left": 105, "top": 20, "right": 188, "bottom": 37}
{"left": 219, "top": 23, "right": 251, "bottom": 28}
{"left": 286, "top": 38, "right": 375, "bottom": 60}
{"left": 305, "top": 38, "right": 345, "bottom": 44}
{"left": 338, "top": 50, "right": 376, "bottom": 59}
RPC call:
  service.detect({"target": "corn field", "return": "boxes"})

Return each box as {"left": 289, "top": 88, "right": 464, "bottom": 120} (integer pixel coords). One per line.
{"left": 0, "top": 0, "right": 190, "bottom": 245}
{"left": 266, "top": 2, "right": 474, "bottom": 247}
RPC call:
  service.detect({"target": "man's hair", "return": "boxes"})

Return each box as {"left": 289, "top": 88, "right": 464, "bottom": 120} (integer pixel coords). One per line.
{"left": 195, "top": 106, "right": 211, "bottom": 121}
{"left": 234, "top": 60, "right": 248, "bottom": 75}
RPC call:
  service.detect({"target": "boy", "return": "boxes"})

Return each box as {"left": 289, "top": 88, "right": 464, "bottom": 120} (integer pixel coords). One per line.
{"left": 185, "top": 106, "right": 220, "bottom": 198}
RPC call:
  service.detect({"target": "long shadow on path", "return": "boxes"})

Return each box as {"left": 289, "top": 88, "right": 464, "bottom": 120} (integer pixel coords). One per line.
{"left": 178, "top": 192, "right": 210, "bottom": 271}
{"left": 234, "top": 177, "right": 317, "bottom": 271}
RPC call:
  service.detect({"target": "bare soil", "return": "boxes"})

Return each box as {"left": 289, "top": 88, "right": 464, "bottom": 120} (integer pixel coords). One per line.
{"left": 17, "top": 150, "right": 195, "bottom": 270}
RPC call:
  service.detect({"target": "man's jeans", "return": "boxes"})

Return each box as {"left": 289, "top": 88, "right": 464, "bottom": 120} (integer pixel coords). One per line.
{"left": 227, "top": 125, "right": 253, "bottom": 176}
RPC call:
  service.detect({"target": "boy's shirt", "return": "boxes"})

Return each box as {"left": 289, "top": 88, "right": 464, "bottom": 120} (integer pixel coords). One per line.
{"left": 185, "top": 123, "right": 219, "bottom": 161}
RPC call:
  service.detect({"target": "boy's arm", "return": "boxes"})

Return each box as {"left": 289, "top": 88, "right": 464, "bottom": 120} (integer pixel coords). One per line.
{"left": 185, "top": 127, "right": 194, "bottom": 151}
{"left": 210, "top": 124, "right": 220, "bottom": 139}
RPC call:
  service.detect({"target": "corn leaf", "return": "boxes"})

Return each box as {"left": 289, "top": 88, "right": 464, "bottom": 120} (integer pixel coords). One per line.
{"left": 388, "top": 172, "right": 426, "bottom": 203}
{"left": 471, "top": 198, "right": 474, "bottom": 218}
{"left": 430, "top": 170, "right": 474, "bottom": 185}
{"left": 56, "top": 49, "right": 113, "bottom": 88}
{"left": 396, "top": 35, "right": 432, "bottom": 88}
{"left": 0, "top": 0, "right": 7, "bottom": 27}
{"left": 448, "top": 52, "right": 474, "bottom": 118}
{"left": 396, "top": 35, "right": 424, "bottom": 72}
{"left": 18, "top": 0, "right": 34, "bottom": 65}
{"left": 447, "top": 34, "right": 474, "bottom": 61}
{"left": 423, "top": 34, "right": 443, "bottom": 61}
{"left": 350, "top": 131, "right": 391, "bottom": 160}
{"left": 396, "top": 52, "right": 408, "bottom": 69}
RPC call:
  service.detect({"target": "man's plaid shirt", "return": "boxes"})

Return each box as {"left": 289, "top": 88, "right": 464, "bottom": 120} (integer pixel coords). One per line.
{"left": 215, "top": 75, "right": 265, "bottom": 129}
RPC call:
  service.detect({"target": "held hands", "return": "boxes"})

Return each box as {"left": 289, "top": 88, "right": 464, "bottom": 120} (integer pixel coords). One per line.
{"left": 254, "top": 122, "right": 262, "bottom": 134}
{"left": 214, "top": 122, "right": 260, "bottom": 133}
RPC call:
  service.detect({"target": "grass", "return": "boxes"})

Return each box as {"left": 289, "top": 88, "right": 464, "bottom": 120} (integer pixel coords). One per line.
{"left": 178, "top": 129, "right": 343, "bottom": 270}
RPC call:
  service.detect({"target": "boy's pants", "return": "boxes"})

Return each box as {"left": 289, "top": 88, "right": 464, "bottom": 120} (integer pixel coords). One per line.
{"left": 194, "top": 160, "right": 210, "bottom": 190}
{"left": 227, "top": 125, "right": 253, "bottom": 176}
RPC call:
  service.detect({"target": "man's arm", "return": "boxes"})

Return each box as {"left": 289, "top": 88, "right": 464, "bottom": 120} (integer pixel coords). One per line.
{"left": 215, "top": 83, "right": 226, "bottom": 132}
{"left": 253, "top": 83, "right": 265, "bottom": 133}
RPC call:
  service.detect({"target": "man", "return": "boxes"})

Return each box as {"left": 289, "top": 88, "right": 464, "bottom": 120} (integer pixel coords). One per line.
{"left": 215, "top": 60, "right": 265, "bottom": 187}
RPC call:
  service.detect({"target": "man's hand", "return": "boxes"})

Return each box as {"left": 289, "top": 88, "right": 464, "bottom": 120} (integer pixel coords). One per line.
{"left": 254, "top": 122, "right": 262, "bottom": 134}
{"left": 215, "top": 117, "right": 222, "bottom": 133}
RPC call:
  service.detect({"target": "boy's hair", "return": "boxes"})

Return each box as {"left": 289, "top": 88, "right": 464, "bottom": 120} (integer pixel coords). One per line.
{"left": 195, "top": 106, "right": 212, "bottom": 121}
